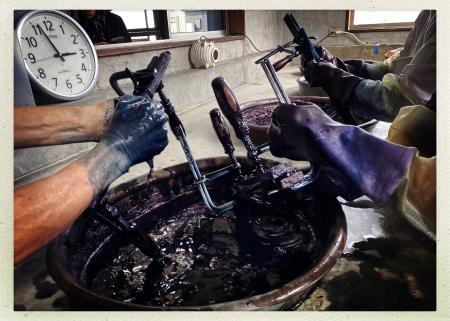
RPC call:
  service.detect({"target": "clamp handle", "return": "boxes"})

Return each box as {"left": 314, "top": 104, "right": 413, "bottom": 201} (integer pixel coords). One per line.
{"left": 209, "top": 108, "right": 234, "bottom": 155}
{"left": 273, "top": 54, "right": 295, "bottom": 71}
{"left": 283, "top": 13, "right": 320, "bottom": 62}
{"left": 210, "top": 108, "right": 242, "bottom": 174}
{"left": 158, "top": 87, "right": 186, "bottom": 138}
{"left": 211, "top": 77, "right": 250, "bottom": 141}
{"left": 109, "top": 68, "right": 135, "bottom": 96}
{"left": 211, "top": 77, "right": 264, "bottom": 172}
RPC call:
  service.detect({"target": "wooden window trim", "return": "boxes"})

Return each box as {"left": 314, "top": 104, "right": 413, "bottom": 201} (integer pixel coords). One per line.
{"left": 227, "top": 10, "right": 245, "bottom": 35}
{"left": 346, "top": 10, "right": 414, "bottom": 32}
{"left": 91, "top": 10, "right": 245, "bottom": 57}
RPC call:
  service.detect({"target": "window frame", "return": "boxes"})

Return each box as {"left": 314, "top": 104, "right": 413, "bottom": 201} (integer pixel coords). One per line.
{"left": 169, "top": 29, "right": 226, "bottom": 40}
{"left": 346, "top": 10, "right": 415, "bottom": 32}
{"left": 72, "top": 10, "right": 244, "bottom": 57}
{"left": 121, "top": 10, "right": 169, "bottom": 42}
{"left": 167, "top": 10, "right": 226, "bottom": 40}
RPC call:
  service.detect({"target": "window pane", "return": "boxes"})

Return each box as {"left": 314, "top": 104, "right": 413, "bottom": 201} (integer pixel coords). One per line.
{"left": 145, "top": 11, "right": 155, "bottom": 28}
{"left": 353, "top": 10, "right": 420, "bottom": 25}
{"left": 111, "top": 10, "right": 147, "bottom": 29}
{"left": 131, "top": 35, "right": 156, "bottom": 42}
{"left": 111, "top": 10, "right": 157, "bottom": 42}
{"left": 168, "top": 10, "right": 225, "bottom": 34}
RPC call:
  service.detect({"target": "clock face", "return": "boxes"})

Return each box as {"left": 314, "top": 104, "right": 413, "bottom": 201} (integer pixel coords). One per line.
{"left": 16, "top": 10, "right": 98, "bottom": 100}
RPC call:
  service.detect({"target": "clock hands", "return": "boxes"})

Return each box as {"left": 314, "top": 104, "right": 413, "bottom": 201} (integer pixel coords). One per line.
{"left": 36, "top": 24, "right": 65, "bottom": 62}
{"left": 35, "top": 56, "right": 55, "bottom": 62}
{"left": 35, "top": 52, "right": 76, "bottom": 63}
{"left": 36, "top": 24, "right": 78, "bottom": 62}
{"left": 57, "top": 52, "right": 77, "bottom": 58}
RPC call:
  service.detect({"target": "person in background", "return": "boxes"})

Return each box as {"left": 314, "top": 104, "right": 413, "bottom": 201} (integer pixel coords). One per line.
{"left": 270, "top": 10, "right": 436, "bottom": 239}
{"left": 78, "top": 10, "right": 132, "bottom": 44}
{"left": 304, "top": 10, "right": 435, "bottom": 127}
{"left": 14, "top": 96, "right": 168, "bottom": 265}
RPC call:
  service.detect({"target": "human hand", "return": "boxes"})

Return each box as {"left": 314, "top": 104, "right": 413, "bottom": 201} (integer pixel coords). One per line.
{"left": 268, "top": 102, "right": 334, "bottom": 163}
{"left": 102, "top": 95, "right": 168, "bottom": 167}
{"left": 303, "top": 60, "right": 364, "bottom": 105}
{"left": 269, "top": 102, "right": 417, "bottom": 203}
{"left": 301, "top": 45, "right": 347, "bottom": 71}
{"left": 303, "top": 60, "right": 339, "bottom": 87}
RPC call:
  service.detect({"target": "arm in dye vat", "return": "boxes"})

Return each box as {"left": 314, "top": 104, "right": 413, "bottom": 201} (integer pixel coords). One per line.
{"left": 268, "top": 102, "right": 435, "bottom": 239}
{"left": 14, "top": 95, "right": 169, "bottom": 265}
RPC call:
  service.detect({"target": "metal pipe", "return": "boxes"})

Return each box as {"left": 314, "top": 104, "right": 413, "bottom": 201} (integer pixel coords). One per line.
{"left": 204, "top": 165, "right": 234, "bottom": 181}
{"left": 177, "top": 132, "right": 234, "bottom": 214}
{"left": 260, "top": 59, "right": 291, "bottom": 104}
{"left": 256, "top": 142, "right": 270, "bottom": 155}
{"left": 254, "top": 40, "right": 295, "bottom": 64}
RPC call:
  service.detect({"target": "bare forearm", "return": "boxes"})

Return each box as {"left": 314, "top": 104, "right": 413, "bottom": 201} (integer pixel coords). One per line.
{"left": 14, "top": 162, "right": 94, "bottom": 265}
{"left": 14, "top": 141, "right": 128, "bottom": 265}
{"left": 14, "top": 100, "right": 114, "bottom": 148}
{"left": 13, "top": 95, "right": 167, "bottom": 265}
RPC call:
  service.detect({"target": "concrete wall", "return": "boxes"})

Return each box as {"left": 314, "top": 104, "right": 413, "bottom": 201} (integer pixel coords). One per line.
{"left": 281, "top": 10, "right": 409, "bottom": 47}
{"left": 15, "top": 10, "right": 410, "bottom": 184}
{"left": 277, "top": 10, "right": 409, "bottom": 62}
{"left": 14, "top": 10, "right": 285, "bottom": 183}
{"left": 92, "top": 10, "right": 282, "bottom": 110}
{"left": 73, "top": 10, "right": 411, "bottom": 111}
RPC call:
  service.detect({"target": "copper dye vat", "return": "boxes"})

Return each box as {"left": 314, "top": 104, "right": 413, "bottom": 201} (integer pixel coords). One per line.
{"left": 47, "top": 157, "right": 346, "bottom": 310}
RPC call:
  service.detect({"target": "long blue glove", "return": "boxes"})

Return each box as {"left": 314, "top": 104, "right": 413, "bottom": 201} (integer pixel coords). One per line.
{"left": 309, "top": 45, "right": 384, "bottom": 80}
{"left": 103, "top": 95, "right": 168, "bottom": 166}
{"left": 303, "top": 60, "right": 364, "bottom": 105}
{"left": 82, "top": 95, "right": 168, "bottom": 196}
{"left": 268, "top": 102, "right": 417, "bottom": 204}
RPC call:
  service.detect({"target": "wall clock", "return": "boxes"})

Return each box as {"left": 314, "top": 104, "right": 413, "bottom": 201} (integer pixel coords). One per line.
{"left": 16, "top": 10, "right": 98, "bottom": 101}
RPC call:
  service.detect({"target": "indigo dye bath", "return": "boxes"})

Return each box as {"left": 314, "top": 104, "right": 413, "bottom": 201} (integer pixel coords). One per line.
{"left": 241, "top": 97, "right": 331, "bottom": 127}
{"left": 88, "top": 189, "right": 321, "bottom": 307}
{"left": 47, "top": 158, "right": 347, "bottom": 310}
{"left": 241, "top": 97, "right": 372, "bottom": 128}
{"left": 242, "top": 103, "right": 277, "bottom": 126}
{"left": 82, "top": 166, "right": 323, "bottom": 308}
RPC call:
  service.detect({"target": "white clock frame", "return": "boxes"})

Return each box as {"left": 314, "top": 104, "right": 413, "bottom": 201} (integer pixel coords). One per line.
{"left": 16, "top": 10, "right": 99, "bottom": 101}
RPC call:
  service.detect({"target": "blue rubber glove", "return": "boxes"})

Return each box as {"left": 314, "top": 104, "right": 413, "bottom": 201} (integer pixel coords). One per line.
{"left": 103, "top": 95, "right": 168, "bottom": 166}
{"left": 82, "top": 95, "right": 168, "bottom": 196}
{"left": 268, "top": 102, "right": 417, "bottom": 204}
{"left": 304, "top": 60, "right": 364, "bottom": 105}
{"left": 306, "top": 45, "right": 348, "bottom": 71}
{"left": 309, "top": 45, "right": 384, "bottom": 80}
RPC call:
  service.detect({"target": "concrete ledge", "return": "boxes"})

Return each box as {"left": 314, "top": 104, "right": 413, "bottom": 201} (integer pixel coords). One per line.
{"left": 95, "top": 35, "right": 245, "bottom": 57}
{"left": 81, "top": 50, "right": 281, "bottom": 112}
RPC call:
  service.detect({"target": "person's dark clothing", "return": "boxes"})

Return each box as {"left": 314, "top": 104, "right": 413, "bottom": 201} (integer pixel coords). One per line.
{"left": 80, "top": 11, "right": 132, "bottom": 44}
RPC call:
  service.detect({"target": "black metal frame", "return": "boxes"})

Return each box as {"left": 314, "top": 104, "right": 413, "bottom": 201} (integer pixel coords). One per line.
{"left": 126, "top": 10, "right": 169, "bottom": 41}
